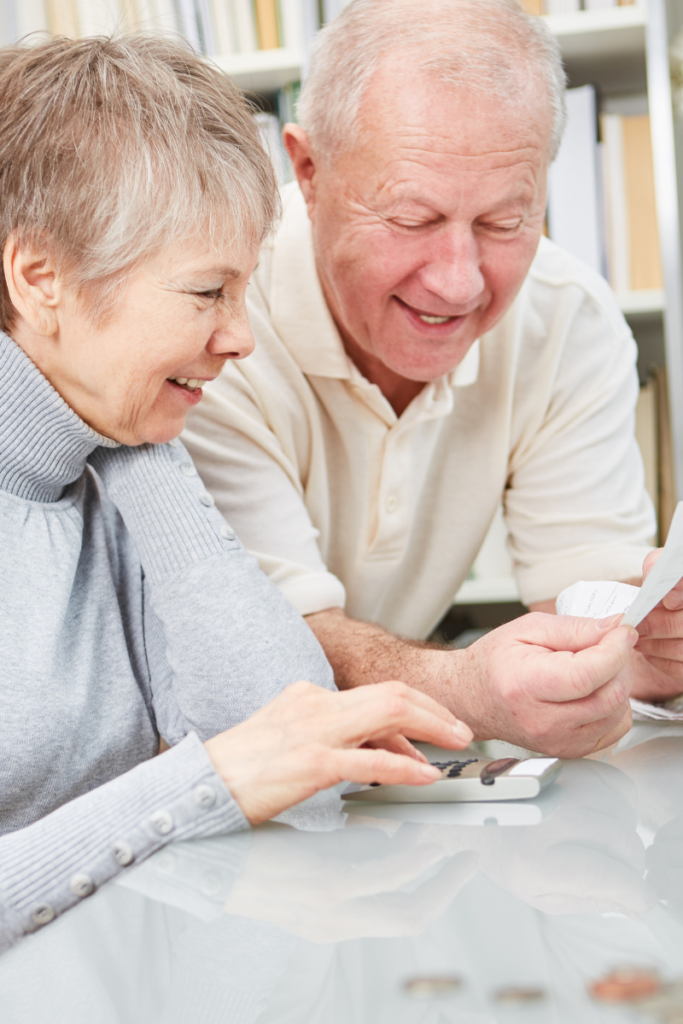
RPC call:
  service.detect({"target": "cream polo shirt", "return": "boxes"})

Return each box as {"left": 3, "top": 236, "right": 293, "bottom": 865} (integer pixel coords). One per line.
{"left": 183, "top": 184, "right": 655, "bottom": 640}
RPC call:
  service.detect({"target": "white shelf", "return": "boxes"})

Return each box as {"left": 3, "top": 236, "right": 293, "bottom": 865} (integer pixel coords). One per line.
{"left": 454, "top": 578, "right": 520, "bottom": 605}
{"left": 210, "top": 48, "right": 303, "bottom": 92}
{"left": 545, "top": 5, "right": 646, "bottom": 61}
{"left": 618, "top": 289, "right": 665, "bottom": 315}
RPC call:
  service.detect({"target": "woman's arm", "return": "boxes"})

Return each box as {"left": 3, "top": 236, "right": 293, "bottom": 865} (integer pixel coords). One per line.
{"left": 0, "top": 733, "right": 246, "bottom": 954}
{"left": 88, "top": 440, "right": 337, "bottom": 743}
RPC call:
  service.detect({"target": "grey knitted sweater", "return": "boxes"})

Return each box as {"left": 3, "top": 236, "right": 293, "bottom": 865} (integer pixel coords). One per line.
{"left": 0, "top": 333, "right": 335, "bottom": 952}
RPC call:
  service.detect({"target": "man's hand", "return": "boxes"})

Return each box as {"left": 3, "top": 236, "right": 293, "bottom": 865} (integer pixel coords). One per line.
{"left": 454, "top": 614, "right": 637, "bottom": 756}
{"left": 631, "top": 549, "right": 683, "bottom": 701}
{"left": 305, "top": 607, "right": 637, "bottom": 757}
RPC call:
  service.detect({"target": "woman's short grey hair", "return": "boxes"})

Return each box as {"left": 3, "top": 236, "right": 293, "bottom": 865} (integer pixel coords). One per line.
{"left": 0, "top": 34, "right": 280, "bottom": 331}
{"left": 298, "top": 0, "right": 567, "bottom": 162}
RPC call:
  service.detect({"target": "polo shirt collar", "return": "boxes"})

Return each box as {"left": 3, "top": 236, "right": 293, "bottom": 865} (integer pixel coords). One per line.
{"left": 269, "top": 183, "right": 481, "bottom": 391}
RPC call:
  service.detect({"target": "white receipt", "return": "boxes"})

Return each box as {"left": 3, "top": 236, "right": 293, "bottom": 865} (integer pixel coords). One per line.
{"left": 622, "top": 501, "right": 683, "bottom": 627}
{"left": 555, "top": 501, "right": 683, "bottom": 722}
{"left": 556, "top": 580, "right": 639, "bottom": 619}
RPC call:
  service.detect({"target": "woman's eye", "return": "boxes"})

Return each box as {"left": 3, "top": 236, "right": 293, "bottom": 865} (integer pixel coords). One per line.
{"left": 198, "top": 289, "right": 223, "bottom": 300}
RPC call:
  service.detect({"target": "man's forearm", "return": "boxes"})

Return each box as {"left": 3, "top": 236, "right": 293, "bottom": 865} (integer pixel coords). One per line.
{"left": 304, "top": 608, "right": 458, "bottom": 708}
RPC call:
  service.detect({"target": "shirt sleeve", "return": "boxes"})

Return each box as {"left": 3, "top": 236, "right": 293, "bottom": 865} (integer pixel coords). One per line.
{"left": 505, "top": 269, "right": 656, "bottom": 605}
{"left": 0, "top": 733, "right": 247, "bottom": 954}
{"left": 181, "top": 353, "right": 347, "bottom": 618}
{"left": 87, "top": 439, "right": 336, "bottom": 746}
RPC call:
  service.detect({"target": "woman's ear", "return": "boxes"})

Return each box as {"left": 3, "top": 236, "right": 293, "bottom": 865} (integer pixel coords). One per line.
{"left": 3, "top": 234, "right": 61, "bottom": 337}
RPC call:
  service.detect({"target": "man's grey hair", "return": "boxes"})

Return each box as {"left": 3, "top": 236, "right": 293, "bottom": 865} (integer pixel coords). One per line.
{"left": 298, "top": 0, "right": 567, "bottom": 161}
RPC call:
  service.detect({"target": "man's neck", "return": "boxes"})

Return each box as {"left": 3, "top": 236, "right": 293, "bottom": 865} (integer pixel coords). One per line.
{"left": 338, "top": 328, "right": 425, "bottom": 417}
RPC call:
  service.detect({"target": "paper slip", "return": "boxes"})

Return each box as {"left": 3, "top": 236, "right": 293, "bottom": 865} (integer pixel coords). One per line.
{"left": 622, "top": 500, "right": 683, "bottom": 627}
{"left": 556, "top": 580, "right": 639, "bottom": 619}
{"left": 556, "top": 503, "right": 683, "bottom": 722}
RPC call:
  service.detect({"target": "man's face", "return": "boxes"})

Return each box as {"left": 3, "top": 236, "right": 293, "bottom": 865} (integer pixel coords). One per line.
{"left": 304, "top": 66, "right": 551, "bottom": 385}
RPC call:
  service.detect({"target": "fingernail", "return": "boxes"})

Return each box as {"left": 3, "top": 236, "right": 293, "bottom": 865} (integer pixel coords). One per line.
{"left": 596, "top": 613, "right": 624, "bottom": 631}
{"left": 625, "top": 627, "right": 639, "bottom": 648}
{"left": 452, "top": 722, "right": 474, "bottom": 744}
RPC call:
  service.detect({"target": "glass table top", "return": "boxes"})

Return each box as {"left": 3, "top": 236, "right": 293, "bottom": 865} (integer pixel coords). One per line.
{"left": 3, "top": 725, "right": 683, "bottom": 1024}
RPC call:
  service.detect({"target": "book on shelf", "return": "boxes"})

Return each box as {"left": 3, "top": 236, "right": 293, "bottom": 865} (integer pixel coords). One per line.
{"left": 547, "top": 85, "right": 663, "bottom": 294}
{"left": 548, "top": 83, "right": 603, "bottom": 275}
{"left": 601, "top": 112, "right": 663, "bottom": 292}
{"left": 12, "top": 1, "right": 303, "bottom": 57}
{"left": 520, "top": 0, "right": 638, "bottom": 14}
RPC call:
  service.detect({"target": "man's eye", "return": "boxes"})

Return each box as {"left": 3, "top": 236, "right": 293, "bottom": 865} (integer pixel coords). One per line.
{"left": 481, "top": 221, "right": 523, "bottom": 234}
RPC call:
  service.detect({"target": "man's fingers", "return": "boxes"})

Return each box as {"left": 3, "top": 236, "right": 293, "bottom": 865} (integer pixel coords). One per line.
{"left": 514, "top": 612, "right": 636, "bottom": 655}
{"left": 527, "top": 624, "right": 637, "bottom": 703}
{"left": 638, "top": 606, "right": 683, "bottom": 639}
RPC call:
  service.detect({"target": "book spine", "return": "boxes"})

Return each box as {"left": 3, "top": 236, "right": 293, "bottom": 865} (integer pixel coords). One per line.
{"left": 75, "top": 0, "right": 121, "bottom": 35}
{"left": 601, "top": 113, "right": 630, "bottom": 292}
{"left": 232, "top": 0, "right": 257, "bottom": 51}
{"left": 544, "top": 0, "right": 580, "bottom": 11}
{"left": 583, "top": 0, "right": 617, "bottom": 9}
{"left": 151, "top": 0, "right": 179, "bottom": 33}
{"left": 622, "top": 115, "right": 664, "bottom": 291}
{"left": 254, "top": 0, "right": 280, "bottom": 48}
{"left": 195, "top": 0, "right": 217, "bottom": 53}
{"left": 278, "top": 0, "right": 303, "bottom": 50}
{"left": 45, "top": 0, "right": 80, "bottom": 35}
{"left": 174, "top": 0, "right": 202, "bottom": 49}
{"left": 210, "top": 0, "right": 235, "bottom": 54}
{"left": 17, "top": 0, "right": 48, "bottom": 36}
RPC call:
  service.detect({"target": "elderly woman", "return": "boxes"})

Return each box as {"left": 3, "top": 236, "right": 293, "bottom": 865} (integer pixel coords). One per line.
{"left": 0, "top": 36, "right": 472, "bottom": 951}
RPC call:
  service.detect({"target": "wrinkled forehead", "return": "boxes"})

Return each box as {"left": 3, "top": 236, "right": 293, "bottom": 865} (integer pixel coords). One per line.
{"left": 359, "top": 53, "right": 553, "bottom": 160}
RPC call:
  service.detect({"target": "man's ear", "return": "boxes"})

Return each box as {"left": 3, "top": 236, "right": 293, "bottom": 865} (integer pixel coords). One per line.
{"left": 282, "top": 124, "right": 318, "bottom": 213}
{"left": 3, "top": 234, "right": 61, "bottom": 337}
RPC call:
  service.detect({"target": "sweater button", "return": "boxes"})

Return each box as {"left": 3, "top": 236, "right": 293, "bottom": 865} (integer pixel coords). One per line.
{"left": 179, "top": 463, "right": 196, "bottom": 477}
{"left": 198, "top": 491, "right": 214, "bottom": 507}
{"left": 219, "top": 524, "right": 235, "bottom": 540}
{"left": 112, "top": 841, "right": 134, "bottom": 867}
{"left": 150, "top": 810, "right": 174, "bottom": 835}
{"left": 31, "top": 903, "right": 55, "bottom": 926}
{"left": 70, "top": 873, "right": 94, "bottom": 898}
{"left": 193, "top": 783, "right": 217, "bottom": 809}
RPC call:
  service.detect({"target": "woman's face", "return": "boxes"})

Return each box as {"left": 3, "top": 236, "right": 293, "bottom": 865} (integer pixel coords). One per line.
{"left": 20, "top": 234, "right": 259, "bottom": 445}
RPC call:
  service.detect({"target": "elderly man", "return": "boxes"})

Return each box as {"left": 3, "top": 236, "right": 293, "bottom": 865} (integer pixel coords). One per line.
{"left": 184, "top": 0, "right": 683, "bottom": 757}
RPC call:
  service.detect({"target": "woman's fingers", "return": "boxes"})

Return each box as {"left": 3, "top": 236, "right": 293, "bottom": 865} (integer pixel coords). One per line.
{"left": 330, "top": 745, "right": 442, "bottom": 786}
{"left": 319, "top": 681, "right": 473, "bottom": 750}
{"left": 365, "top": 735, "right": 430, "bottom": 762}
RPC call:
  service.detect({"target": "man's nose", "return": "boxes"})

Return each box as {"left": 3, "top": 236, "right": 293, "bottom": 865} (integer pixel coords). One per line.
{"left": 208, "top": 304, "right": 255, "bottom": 361}
{"left": 417, "top": 227, "right": 485, "bottom": 308}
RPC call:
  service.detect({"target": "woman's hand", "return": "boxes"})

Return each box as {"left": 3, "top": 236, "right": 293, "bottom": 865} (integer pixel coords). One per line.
{"left": 204, "top": 680, "right": 473, "bottom": 825}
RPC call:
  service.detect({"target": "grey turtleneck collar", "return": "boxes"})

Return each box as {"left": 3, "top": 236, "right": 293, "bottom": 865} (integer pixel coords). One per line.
{"left": 0, "top": 332, "right": 118, "bottom": 503}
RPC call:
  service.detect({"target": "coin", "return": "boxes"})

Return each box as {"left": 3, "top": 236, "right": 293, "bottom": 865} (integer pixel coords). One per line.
{"left": 403, "top": 975, "right": 463, "bottom": 999}
{"left": 589, "top": 966, "right": 661, "bottom": 1003}
{"left": 494, "top": 986, "right": 546, "bottom": 1005}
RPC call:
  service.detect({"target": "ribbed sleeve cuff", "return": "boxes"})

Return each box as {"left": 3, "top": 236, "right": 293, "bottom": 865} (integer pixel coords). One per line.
{"left": 516, "top": 545, "right": 653, "bottom": 606}
{"left": 88, "top": 440, "right": 241, "bottom": 585}
{"left": 0, "top": 734, "right": 248, "bottom": 953}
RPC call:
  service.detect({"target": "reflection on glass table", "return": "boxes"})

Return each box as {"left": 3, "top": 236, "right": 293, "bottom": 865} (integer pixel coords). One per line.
{"left": 3, "top": 726, "right": 683, "bottom": 1024}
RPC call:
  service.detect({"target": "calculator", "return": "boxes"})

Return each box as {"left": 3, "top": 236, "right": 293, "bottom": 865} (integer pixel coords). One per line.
{"left": 343, "top": 756, "right": 563, "bottom": 803}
